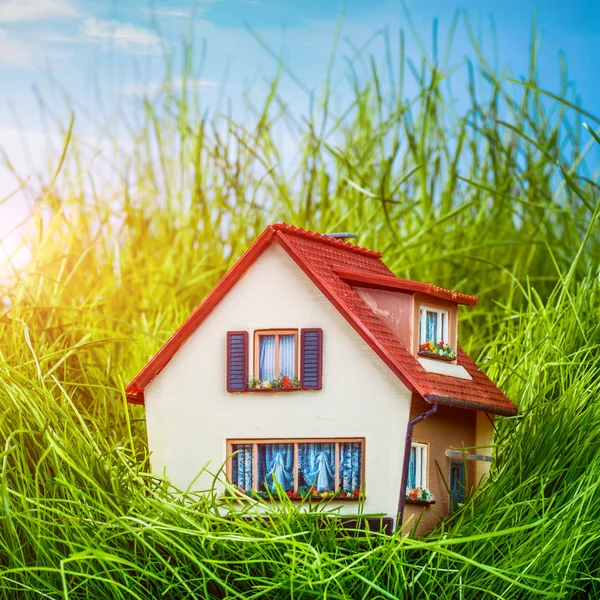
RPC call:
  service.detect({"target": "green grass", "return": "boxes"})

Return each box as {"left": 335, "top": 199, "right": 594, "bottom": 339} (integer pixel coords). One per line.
{"left": 0, "top": 16, "right": 599, "bottom": 598}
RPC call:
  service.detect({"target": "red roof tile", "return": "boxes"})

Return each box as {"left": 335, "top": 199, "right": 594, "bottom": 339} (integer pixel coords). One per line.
{"left": 126, "top": 223, "right": 517, "bottom": 416}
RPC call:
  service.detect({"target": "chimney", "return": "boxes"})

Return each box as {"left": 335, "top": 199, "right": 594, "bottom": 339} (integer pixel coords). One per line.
{"left": 325, "top": 232, "right": 358, "bottom": 242}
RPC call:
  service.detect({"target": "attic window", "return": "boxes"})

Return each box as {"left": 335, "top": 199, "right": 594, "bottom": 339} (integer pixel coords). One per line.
{"left": 419, "top": 306, "right": 449, "bottom": 345}
{"left": 254, "top": 330, "right": 298, "bottom": 380}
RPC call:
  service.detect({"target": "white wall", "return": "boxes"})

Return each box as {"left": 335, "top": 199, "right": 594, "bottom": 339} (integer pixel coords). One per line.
{"left": 144, "top": 243, "right": 412, "bottom": 519}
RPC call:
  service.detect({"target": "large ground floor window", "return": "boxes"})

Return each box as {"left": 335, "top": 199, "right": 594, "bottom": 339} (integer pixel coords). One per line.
{"left": 227, "top": 438, "right": 364, "bottom": 499}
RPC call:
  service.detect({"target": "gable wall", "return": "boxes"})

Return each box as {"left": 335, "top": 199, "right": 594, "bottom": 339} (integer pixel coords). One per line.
{"left": 354, "top": 288, "right": 414, "bottom": 350}
{"left": 143, "top": 243, "right": 412, "bottom": 520}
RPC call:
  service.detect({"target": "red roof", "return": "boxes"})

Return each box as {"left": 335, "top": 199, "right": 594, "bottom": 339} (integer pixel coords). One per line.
{"left": 126, "top": 223, "right": 517, "bottom": 416}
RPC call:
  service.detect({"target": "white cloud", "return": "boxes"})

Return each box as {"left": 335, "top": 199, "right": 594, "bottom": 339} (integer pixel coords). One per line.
{"left": 123, "top": 78, "right": 223, "bottom": 96}
{"left": 0, "top": 0, "right": 79, "bottom": 22}
{"left": 0, "top": 28, "right": 36, "bottom": 65}
{"left": 151, "top": 9, "right": 190, "bottom": 18}
{"left": 150, "top": 1, "right": 221, "bottom": 18}
{"left": 82, "top": 18, "right": 166, "bottom": 55}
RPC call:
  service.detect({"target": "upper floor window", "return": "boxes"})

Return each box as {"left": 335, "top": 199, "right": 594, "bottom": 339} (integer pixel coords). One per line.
{"left": 419, "top": 306, "right": 449, "bottom": 344}
{"left": 254, "top": 330, "right": 298, "bottom": 380}
{"left": 226, "top": 328, "right": 323, "bottom": 392}
{"left": 408, "top": 442, "right": 428, "bottom": 488}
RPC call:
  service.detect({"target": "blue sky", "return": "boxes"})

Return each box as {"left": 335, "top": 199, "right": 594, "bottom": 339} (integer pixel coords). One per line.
{"left": 1, "top": 0, "right": 599, "bottom": 262}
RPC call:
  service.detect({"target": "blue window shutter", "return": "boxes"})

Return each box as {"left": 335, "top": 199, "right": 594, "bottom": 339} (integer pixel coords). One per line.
{"left": 227, "top": 331, "right": 248, "bottom": 392}
{"left": 300, "top": 328, "right": 323, "bottom": 390}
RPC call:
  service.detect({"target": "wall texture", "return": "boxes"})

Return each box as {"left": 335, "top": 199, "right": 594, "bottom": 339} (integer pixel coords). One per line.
{"left": 475, "top": 412, "right": 496, "bottom": 482}
{"left": 404, "top": 394, "right": 477, "bottom": 536}
{"left": 144, "top": 243, "right": 412, "bottom": 521}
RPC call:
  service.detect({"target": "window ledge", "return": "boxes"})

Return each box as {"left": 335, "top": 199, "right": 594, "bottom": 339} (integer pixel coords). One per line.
{"left": 418, "top": 350, "right": 455, "bottom": 362}
{"left": 245, "top": 387, "right": 303, "bottom": 393}
{"left": 405, "top": 498, "right": 436, "bottom": 506}
{"left": 224, "top": 495, "right": 364, "bottom": 503}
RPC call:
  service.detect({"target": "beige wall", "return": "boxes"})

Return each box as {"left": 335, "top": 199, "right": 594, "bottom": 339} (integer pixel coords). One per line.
{"left": 144, "top": 243, "right": 412, "bottom": 522}
{"left": 475, "top": 412, "right": 496, "bottom": 482}
{"left": 403, "top": 394, "right": 477, "bottom": 535}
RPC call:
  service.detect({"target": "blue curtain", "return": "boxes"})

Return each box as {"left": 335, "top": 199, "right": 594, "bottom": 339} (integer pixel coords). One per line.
{"left": 279, "top": 335, "right": 296, "bottom": 378}
{"left": 258, "top": 444, "right": 294, "bottom": 491}
{"left": 231, "top": 444, "right": 254, "bottom": 491}
{"left": 339, "top": 442, "right": 362, "bottom": 492}
{"left": 407, "top": 447, "right": 416, "bottom": 488}
{"left": 259, "top": 335, "right": 276, "bottom": 380}
{"left": 426, "top": 311, "right": 438, "bottom": 342}
{"left": 298, "top": 443, "right": 335, "bottom": 490}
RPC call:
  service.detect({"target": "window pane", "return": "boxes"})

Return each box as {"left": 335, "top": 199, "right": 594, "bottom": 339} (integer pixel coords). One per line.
{"left": 259, "top": 335, "right": 276, "bottom": 380}
{"left": 338, "top": 442, "right": 363, "bottom": 492}
{"left": 278, "top": 334, "right": 296, "bottom": 378}
{"left": 257, "top": 443, "right": 294, "bottom": 492}
{"left": 231, "top": 444, "right": 254, "bottom": 491}
{"left": 407, "top": 447, "right": 416, "bottom": 488}
{"left": 409, "top": 444, "right": 426, "bottom": 488}
{"left": 298, "top": 443, "right": 335, "bottom": 491}
{"left": 426, "top": 311, "right": 438, "bottom": 342}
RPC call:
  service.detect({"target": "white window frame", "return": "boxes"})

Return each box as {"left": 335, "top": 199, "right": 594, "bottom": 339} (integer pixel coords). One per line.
{"left": 410, "top": 442, "right": 428, "bottom": 488}
{"left": 419, "top": 306, "right": 449, "bottom": 345}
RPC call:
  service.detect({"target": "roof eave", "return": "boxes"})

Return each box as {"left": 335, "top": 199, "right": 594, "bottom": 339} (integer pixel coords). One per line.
{"left": 126, "top": 391, "right": 145, "bottom": 405}
{"left": 423, "top": 393, "right": 518, "bottom": 417}
{"left": 334, "top": 268, "right": 478, "bottom": 306}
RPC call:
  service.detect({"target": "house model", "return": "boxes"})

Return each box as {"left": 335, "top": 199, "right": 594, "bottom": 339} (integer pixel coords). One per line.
{"left": 126, "top": 223, "right": 517, "bottom": 534}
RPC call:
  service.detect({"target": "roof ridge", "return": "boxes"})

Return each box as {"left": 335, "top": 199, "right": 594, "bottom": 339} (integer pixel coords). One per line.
{"left": 271, "top": 223, "right": 383, "bottom": 259}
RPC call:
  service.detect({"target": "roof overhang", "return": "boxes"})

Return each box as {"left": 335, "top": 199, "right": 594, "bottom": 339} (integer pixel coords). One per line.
{"left": 335, "top": 268, "right": 478, "bottom": 306}
{"left": 423, "top": 394, "right": 518, "bottom": 417}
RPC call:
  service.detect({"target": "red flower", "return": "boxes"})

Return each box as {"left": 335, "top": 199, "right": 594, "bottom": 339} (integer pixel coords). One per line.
{"left": 282, "top": 376, "right": 291, "bottom": 389}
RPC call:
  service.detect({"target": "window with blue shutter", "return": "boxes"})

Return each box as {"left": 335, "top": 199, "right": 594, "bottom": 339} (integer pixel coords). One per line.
{"left": 227, "top": 331, "right": 248, "bottom": 392}
{"left": 300, "top": 328, "right": 323, "bottom": 390}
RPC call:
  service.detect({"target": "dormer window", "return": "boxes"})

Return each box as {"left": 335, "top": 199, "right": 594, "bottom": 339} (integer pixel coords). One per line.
{"left": 419, "top": 306, "right": 449, "bottom": 344}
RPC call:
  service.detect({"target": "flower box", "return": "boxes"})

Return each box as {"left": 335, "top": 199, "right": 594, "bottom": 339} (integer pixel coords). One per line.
{"left": 247, "top": 375, "right": 301, "bottom": 390}
{"left": 226, "top": 486, "right": 364, "bottom": 502}
{"left": 405, "top": 486, "right": 435, "bottom": 504}
{"left": 418, "top": 341, "right": 457, "bottom": 361}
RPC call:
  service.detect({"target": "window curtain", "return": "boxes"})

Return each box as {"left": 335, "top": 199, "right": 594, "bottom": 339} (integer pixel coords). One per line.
{"left": 259, "top": 335, "right": 276, "bottom": 380}
{"left": 231, "top": 444, "right": 254, "bottom": 491}
{"left": 426, "top": 311, "right": 438, "bottom": 342}
{"left": 407, "top": 446, "right": 416, "bottom": 488}
{"left": 339, "top": 442, "right": 362, "bottom": 492}
{"left": 278, "top": 334, "right": 296, "bottom": 378}
{"left": 298, "top": 443, "right": 334, "bottom": 490}
{"left": 258, "top": 443, "right": 294, "bottom": 491}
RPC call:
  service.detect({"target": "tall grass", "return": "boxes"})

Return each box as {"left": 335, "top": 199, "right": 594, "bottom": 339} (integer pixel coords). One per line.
{"left": 0, "top": 15, "right": 599, "bottom": 598}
